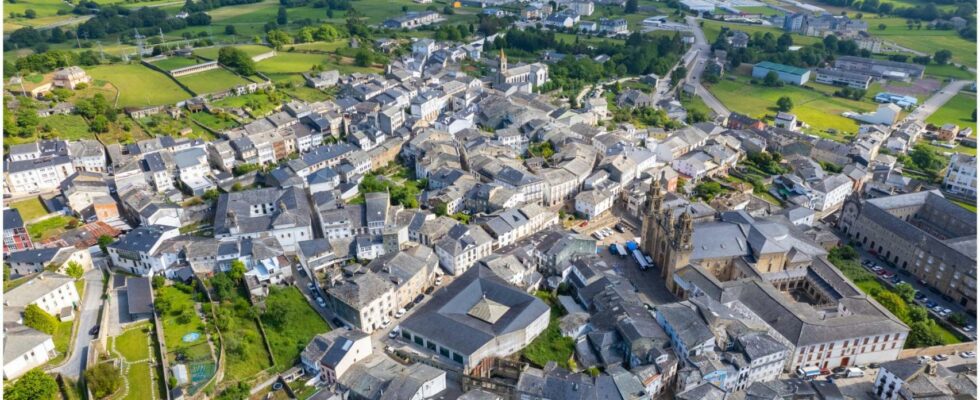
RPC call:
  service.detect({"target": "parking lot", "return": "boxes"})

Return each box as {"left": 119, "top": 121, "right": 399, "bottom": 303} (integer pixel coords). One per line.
{"left": 828, "top": 351, "right": 977, "bottom": 399}
{"left": 853, "top": 246, "right": 976, "bottom": 340}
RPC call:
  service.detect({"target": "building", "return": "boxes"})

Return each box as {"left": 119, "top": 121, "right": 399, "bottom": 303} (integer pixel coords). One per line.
{"left": 814, "top": 68, "right": 872, "bottom": 89}
{"left": 3, "top": 208, "right": 33, "bottom": 255}
{"left": 434, "top": 224, "right": 494, "bottom": 275}
{"left": 6, "top": 246, "right": 93, "bottom": 277}
{"left": 751, "top": 62, "right": 811, "bottom": 85}
{"left": 5, "top": 271, "right": 80, "bottom": 318}
{"left": 774, "top": 112, "right": 798, "bottom": 131}
{"left": 5, "top": 141, "right": 75, "bottom": 195}
{"left": 873, "top": 357, "right": 976, "bottom": 400}
{"left": 833, "top": 56, "right": 925, "bottom": 80}
{"left": 300, "top": 329, "right": 372, "bottom": 384}
{"left": 943, "top": 154, "right": 976, "bottom": 198}
{"left": 838, "top": 190, "right": 977, "bottom": 312}
{"left": 398, "top": 265, "right": 550, "bottom": 374}
{"left": 382, "top": 11, "right": 441, "bottom": 29}
{"left": 3, "top": 323, "right": 56, "bottom": 380}
{"left": 324, "top": 271, "right": 396, "bottom": 333}
{"left": 641, "top": 179, "right": 910, "bottom": 372}
{"left": 107, "top": 225, "right": 181, "bottom": 276}
{"left": 874, "top": 92, "right": 918, "bottom": 109}
{"left": 495, "top": 50, "right": 549, "bottom": 89}
{"left": 937, "top": 123, "right": 960, "bottom": 142}
{"left": 213, "top": 187, "right": 314, "bottom": 253}
{"left": 575, "top": 189, "right": 615, "bottom": 220}
{"left": 52, "top": 66, "right": 92, "bottom": 89}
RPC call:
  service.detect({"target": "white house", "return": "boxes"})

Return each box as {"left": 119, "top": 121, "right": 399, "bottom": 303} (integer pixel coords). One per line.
{"left": 300, "top": 330, "right": 373, "bottom": 384}
{"left": 943, "top": 154, "right": 976, "bottom": 198}
{"left": 3, "top": 324, "right": 57, "bottom": 380}
{"left": 4, "top": 271, "right": 81, "bottom": 317}
{"left": 107, "top": 225, "right": 181, "bottom": 276}
{"left": 574, "top": 189, "right": 614, "bottom": 220}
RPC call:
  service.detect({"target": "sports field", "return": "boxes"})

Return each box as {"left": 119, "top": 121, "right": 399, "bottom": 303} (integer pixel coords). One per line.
{"left": 86, "top": 64, "right": 191, "bottom": 107}
{"left": 176, "top": 68, "right": 251, "bottom": 94}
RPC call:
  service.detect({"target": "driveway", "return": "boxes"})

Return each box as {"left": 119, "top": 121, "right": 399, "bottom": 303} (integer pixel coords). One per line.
{"left": 51, "top": 265, "right": 106, "bottom": 378}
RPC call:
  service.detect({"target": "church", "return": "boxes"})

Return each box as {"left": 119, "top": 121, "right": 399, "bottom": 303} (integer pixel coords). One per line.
{"left": 640, "top": 177, "right": 909, "bottom": 372}
{"left": 495, "top": 49, "right": 549, "bottom": 91}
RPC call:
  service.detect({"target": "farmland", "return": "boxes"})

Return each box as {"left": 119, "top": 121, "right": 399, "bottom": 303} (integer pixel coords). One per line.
{"left": 149, "top": 56, "right": 206, "bottom": 72}
{"left": 926, "top": 92, "right": 977, "bottom": 134}
{"left": 865, "top": 16, "right": 977, "bottom": 68}
{"left": 86, "top": 64, "right": 191, "bottom": 107}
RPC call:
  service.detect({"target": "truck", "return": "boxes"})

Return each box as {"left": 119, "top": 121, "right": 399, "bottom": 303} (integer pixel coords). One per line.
{"left": 614, "top": 243, "right": 627, "bottom": 258}
{"left": 796, "top": 366, "right": 821, "bottom": 378}
{"left": 625, "top": 241, "right": 639, "bottom": 252}
{"left": 632, "top": 249, "right": 650, "bottom": 270}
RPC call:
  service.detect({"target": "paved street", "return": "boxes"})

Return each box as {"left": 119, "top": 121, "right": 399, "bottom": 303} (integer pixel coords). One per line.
{"left": 903, "top": 80, "right": 973, "bottom": 124}
{"left": 52, "top": 265, "right": 106, "bottom": 379}
{"left": 684, "top": 16, "right": 731, "bottom": 118}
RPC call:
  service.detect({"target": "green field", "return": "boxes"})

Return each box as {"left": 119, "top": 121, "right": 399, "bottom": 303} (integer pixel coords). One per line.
{"left": 86, "top": 64, "right": 191, "bottom": 107}
{"left": 27, "top": 215, "right": 78, "bottom": 241}
{"left": 150, "top": 57, "right": 206, "bottom": 72}
{"left": 255, "top": 52, "right": 380, "bottom": 75}
{"left": 521, "top": 291, "right": 574, "bottom": 369}
{"left": 737, "top": 6, "right": 782, "bottom": 15}
{"left": 707, "top": 76, "right": 876, "bottom": 136}
{"left": 926, "top": 92, "right": 977, "bottom": 134}
{"left": 866, "top": 16, "right": 977, "bottom": 67}
{"left": 194, "top": 44, "right": 274, "bottom": 60}
{"left": 287, "top": 41, "right": 349, "bottom": 53}
{"left": 925, "top": 64, "right": 976, "bottom": 81}
{"left": 189, "top": 111, "right": 240, "bottom": 131}
{"left": 260, "top": 287, "right": 330, "bottom": 371}
{"left": 176, "top": 68, "right": 251, "bottom": 95}
{"left": 119, "top": 362, "right": 152, "bottom": 400}
{"left": 3, "top": 0, "right": 74, "bottom": 32}
{"left": 701, "top": 20, "right": 822, "bottom": 46}
{"left": 156, "top": 285, "right": 207, "bottom": 353}
{"left": 114, "top": 324, "right": 152, "bottom": 362}
{"left": 38, "top": 115, "right": 95, "bottom": 140}
{"left": 10, "top": 197, "right": 49, "bottom": 221}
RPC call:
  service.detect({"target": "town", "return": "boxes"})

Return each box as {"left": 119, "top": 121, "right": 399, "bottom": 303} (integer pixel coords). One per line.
{"left": 1, "top": 0, "right": 977, "bottom": 399}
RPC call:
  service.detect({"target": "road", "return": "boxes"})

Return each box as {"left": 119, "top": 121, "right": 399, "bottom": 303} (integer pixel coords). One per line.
{"left": 902, "top": 79, "right": 973, "bottom": 124}
{"left": 683, "top": 16, "right": 731, "bottom": 118}
{"left": 51, "top": 265, "right": 106, "bottom": 378}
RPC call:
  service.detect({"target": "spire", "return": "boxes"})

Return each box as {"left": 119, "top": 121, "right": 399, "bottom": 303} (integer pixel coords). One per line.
{"left": 498, "top": 48, "right": 507, "bottom": 74}
{"left": 678, "top": 207, "right": 694, "bottom": 247}
{"left": 646, "top": 176, "right": 664, "bottom": 216}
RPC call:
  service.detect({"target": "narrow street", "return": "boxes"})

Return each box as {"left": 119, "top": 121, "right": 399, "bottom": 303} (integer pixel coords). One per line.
{"left": 903, "top": 79, "right": 973, "bottom": 125}
{"left": 51, "top": 265, "right": 106, "bottom": 378}
{"left": 684, "top": 16, "right": 731, "bottom": 118}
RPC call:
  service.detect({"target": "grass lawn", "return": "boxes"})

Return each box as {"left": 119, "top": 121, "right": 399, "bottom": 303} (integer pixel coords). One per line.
{"left": 926, "top": 92, "right": 977, "bottom": 134}
{"left": 189, "top": 111, "right": 240, "bottom": 131}
{"left": 261, "top": 287, "right": 330, "bottom": 370}
{"left": 139, "top": 114, "right": 219, "bottom": 141}
{"left": 119, "top": 362, "right": 152, "bottom": 400}
{"left": 114, "top": 324, "right": 152, "bottom": 362}
{"left": 706, "top": 76, "right": 876, "bottom": 137}
{"left": 287, "top": 40, "right": 349, "bottom": 53}
{"left": 27, "top": 215, "right": 78, "bottom": 241}
{"left": 155, "top": 285, "right": 207, "bottom": 353}
{"left": 3, "top": 0, "right": 73, "bottom": 31}
{"left": 10, "top": 197, "right": 48, "bottom": 221}
{"left": 282, "top": 85, "right": 335, "bottom": 103}
{"left": 48, "top": 320, "right": 74, "bottom": 365}
{"left": 737, "top": 6, "right": 781, "bottom": 15}
{"left": 176, "top": 68, "right": 251, "bottom": 95}
{"left": 150, "top": 56, "right": 206, "bottom": 72}
{"left": 86, "top": 64, "right": 191, "bottom": 107}
{"left": 212, "top": 91, "right": 279, "bottom": 116}
{"left": 521, "top": 291, "right": 574, "bottom": 369}
{"left": 37, "top": 114, "right": 94, "bottom": 141}
{"left": 700, "top": 20, "right": 821, "bottom": 46}
{"left": 194, "top": 44, "right": 274, "bottom": 60}
{"left": 865, "top": 16, "right": 977, "bottom": 67}
{"left": 210, "top": 280, "right": 273, "bottom": 382}
{"left": 680, "top": 93, "right": 713, "bottom": 117}
{"left": 951, "top": 200, "right": 977, "bottom": 213}
{"left": 925, "top": 64, "right": 976, "bottom": 81}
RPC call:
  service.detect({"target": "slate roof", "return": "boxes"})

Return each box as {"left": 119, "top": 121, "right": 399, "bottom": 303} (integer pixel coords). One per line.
{"left": 213, "top": 187, "right": 312, "bottom": 236}
{"left": 3, "top": 322, "right": 52, "bottom": 362}
{"left": 399, "top": 265, "right": 549, "bottom": 356}
{"left": 6, "top": 247, "right": 60, "bottom": 265}
{"left": 5, "top": 271, "right": 75, "bottom": 308}
{"left": 4, "top": 208, "right": 25, "bottom": 229}
{"left": 302, "top": 329, "right": 370, "bottom": 369}
{"left": 126, "top": 276, "right": 154, "bottom": 316}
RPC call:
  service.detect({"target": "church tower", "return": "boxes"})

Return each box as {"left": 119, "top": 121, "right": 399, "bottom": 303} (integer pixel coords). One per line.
{"left": 641, "top": 177, "right": 664, "bottom": 257}
{"left": 662, "top": 208, "right": 694, "bottom": 292}
{"left": 496, "top": 49, "right": 508, "bottom": 85}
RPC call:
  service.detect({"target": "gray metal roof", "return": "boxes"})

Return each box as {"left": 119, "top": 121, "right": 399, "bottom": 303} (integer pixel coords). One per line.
{"left": 126, "top": 276, "right": 154, "bottom": 316}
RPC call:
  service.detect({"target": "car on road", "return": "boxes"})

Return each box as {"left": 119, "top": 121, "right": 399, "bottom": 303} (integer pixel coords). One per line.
{"left": 316, "top": 296, "right": 326, "bottom": 308}
{"left": 413, "top": 294, "right": 425, "bottom": 304}
{"left": 381, "top": 319, "right": 391, "bottom": 328}
{"left": 424, "top": 286, "right": 434, "bottom": 295}
{"left": 960, "top": 351, "right": 975, "bottom": 358}
{"left": 933, "top": 354, "right": 949, "bottom": 361}
{"left": 89, "top": 325, "right": 100, "bottom": 336}
{"left": 332, "top": 317, "right": 344, "bottom": 327}
{"left": 925, "top": 300, "right": 938, "bottom": 308}
{"left": 308, "top": 282, "right": 316, "bottom": 291}
{"left": 882, "top": 273, "right": 895, "bottom": 279}
{"left": 964, "top": 325, "right": 974, "bottom": 331}
{"left": 395, "top": 308, "right": 406, "bottom": 319}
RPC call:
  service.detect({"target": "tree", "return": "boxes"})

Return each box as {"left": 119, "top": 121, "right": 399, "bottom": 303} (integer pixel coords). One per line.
{"left": 434, "top": 202, "right": 448, "bottom": 216}
{"left": 763, "top": 71, "right": 781, "bottom": 87}
{"left": 261, "top": 287, "right": 291, "bottom": 328}
{"left": 225, "top": 25, "right": 236, "bottom": 35}
{"left": 202, "top": 188, "right": 220, "bottom": 201}
{"left": 878, "top": 23, "right": 886, "bottom": 30}
{"left": 152, "top": 275, "right": 165, "bottom": 289}
{"left": 277, "top": 6, "right": 288, "bottom": 25}
{"left": 933, "top": 49, "right": 952, "bottom": 65}
{"left": 776, "top": 96, "right": 793, "bottom": 112}
{"left": 98, "top": 235, "right": 113, "bottom": 255}
{"left": 694, "top": 182, "right": 724, "bottom": 201}
{"left": 4, "top": 369, "right": 59, "bottom": 400}
{"left": 24, "top": 8, "right": 36, "bottom": 18}
{"left": 354, "top": 49, "right": 372, "bottom": 67}
{"left": 23, "top": 304, "right": 59, "bottom": 334}
{"left": 908, "top": 305, "right": 928, "bottom": 322}
{"left": 949, "top": 312, "right": 967, "bottom": 327}
{"left": 874, "top": 291, "right": 909, "bottom": 321}
{"left": 625, "top": 0, "right": 638, "bottom": 13}
{"left": 266, "top": 30, "right": 293, "bottom": 50}
{"left": 85, "top": 363, "right": 123, "bottom": 399}
{"left": 906, "top": 320, "right": 943, "bottom": 347}
{"left": 893, "top": 282, "right": 916, "bottom": 304}
{"left": 229, "top": 259, "right": 246, "bottom": 282}
{"left": 65, "top": 261, "right": 84, "bottom": 279}
{"left": 218, "top": 46, "right": 256, "bottom": 75}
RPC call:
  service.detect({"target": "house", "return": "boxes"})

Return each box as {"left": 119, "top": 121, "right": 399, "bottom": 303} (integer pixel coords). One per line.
{"left": 324, "top": 271, "right": 396, "bottom": 333}
{"left": 943, "top": 154, "right": 976, "bottom": 198}
{"left": 107, "top": 225, "right": 181, "bottom": 276}
{"left": 5, "top": 271, "right": 80, "bottom": 318}
{"left": 575, "top": 189, "right": 614, "bottom": 220}
{"left": 5, "top": 141, "right": 75, "bottom": 195}
{"left": 751, "top": 62, "right": 810, "bottom": 85}
{"left": 3, "top": 323, "right": 56, "bottom": 380}
{"left": 52, "top": 66, "right": 92, "bottom": 89}
{"left": 300, "top": 329, "right": 372, "bottom": 384}
{"left": 212, "top": 187, "right": 314, "bottom": 253}
{"left": 6, "top": 246, "right": 93, "bottom": 277}
{"left": 773, "top": 112, "right": 798, "bottom": 131}
{"left": 874, "top": 92, "right": 918, "bottom": 109}
{"left": 434, "top": 224, "right": 494, "bottom": 276}
{"left": 3, "top": 208, "right": 33, "bottom": 255}
{"left": 937, "top": 123, "right": 960, "bottom": 142}
{"left": 873, "top": 358, "right": 975, "bottom": 400}
{"left": 304, "top": 70, "right": 340, "bottom": 89}
{"left": 616, "top": 89, "right": 654, "bottom": 109}
{"left": 598, "top": 18, "right": 628, "bottom": 35}
{"left": 382, "top": 11, "right": 440, "bottom": 29}
{"left": 124, "top": 276, "right": 155, "bottom": 321}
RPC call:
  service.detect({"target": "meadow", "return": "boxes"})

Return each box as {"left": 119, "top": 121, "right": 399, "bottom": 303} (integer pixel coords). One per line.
{"left": 86, "top": 64, "right": 192, "bottom": 107}
{"left": 176, "top": 68, "right": 251, "bottom": 94}
{"left": 926, "top": 92, "right": 977, "bottom": 134}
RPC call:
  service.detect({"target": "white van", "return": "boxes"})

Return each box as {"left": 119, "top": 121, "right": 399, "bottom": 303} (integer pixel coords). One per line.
{"left": 845, "top": 368, "right": 864, "bottom": 378}
{"left": 796, "top": 366, "right": 821, "bottom": 378}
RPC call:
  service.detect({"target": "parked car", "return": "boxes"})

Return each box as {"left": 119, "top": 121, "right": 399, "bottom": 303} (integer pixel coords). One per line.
{"left": 395, "top": 308, "right": 406, "bottom": 319}
{"left": 388, "top": 330, "right": 399, "bottom": 339}
{"left": 882, "top": 273, "right": 895, "bottom": 279}
{"left": 424, "top": 286, "right": 434, "bottom": 295}
{"left": 89, "top": 325, "right": 100, "bottom": 336}
{"left": 332, "top": 317, "right": 343, "bottom": 327}
{"left": 615, "top": 224, "right": 626, "bottom": 233}
{"left": 316, "top": 296, "right": 326, "bottom": 308}
{"left": 963, "top": 325, "right": 974, "bottom": 332}
{"left": 413, "top": 294, "right": 425, "bottom": 304}
{"left": 308, "top": 282, "right": 316, "bottom": 291}
{"left": 960, "top": 351, "right": 975, "bottom": 358}
{"left": 933, "top": 354, "right": 949, "bottom": 361}
{"left": 915, "top": 293, "right": 927, "bottom": 301}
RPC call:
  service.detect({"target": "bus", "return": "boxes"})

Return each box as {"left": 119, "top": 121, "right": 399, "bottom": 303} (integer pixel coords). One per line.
{"left": 633, "top": 249, "right": 650, "bottom": 270}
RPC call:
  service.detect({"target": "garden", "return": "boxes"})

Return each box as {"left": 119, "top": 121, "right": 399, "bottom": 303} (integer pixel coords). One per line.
{"left": 521, "top": 291, "right": 575, "bottom": 369}
{"left": 154, "top": 282, "right": 217, "bottom": 394}
{"left": 207, "top": 272, "right": 273, "bottom": 382}
{"left": 259, "top": 286, "right": 330, "bottom": 372}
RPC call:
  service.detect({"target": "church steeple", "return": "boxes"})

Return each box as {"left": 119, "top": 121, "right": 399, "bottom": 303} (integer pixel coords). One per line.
{"left": 498, "top": 48, "right": 508, "bottom": 74}
{"left": 646, "top": 176, "right": 664, "bottom": 216}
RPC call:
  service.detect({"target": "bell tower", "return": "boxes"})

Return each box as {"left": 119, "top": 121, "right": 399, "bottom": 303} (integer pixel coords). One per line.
{"left": 641, "top": 177, "right": 664, "bottom": 257}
